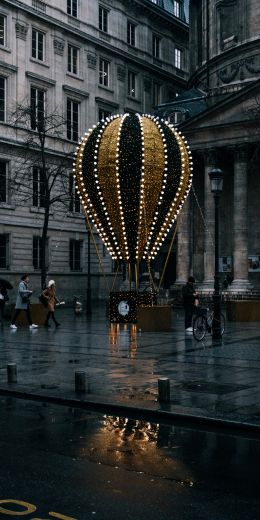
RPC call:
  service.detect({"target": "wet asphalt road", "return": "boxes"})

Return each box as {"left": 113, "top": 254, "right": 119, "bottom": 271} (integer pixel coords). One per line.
{"left": 0, "top": 397, "right": 259, "bottom": 520}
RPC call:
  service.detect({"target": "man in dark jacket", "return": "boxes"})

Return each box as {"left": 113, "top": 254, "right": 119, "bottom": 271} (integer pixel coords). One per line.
{"left": 182, "top": 276, "right": 197, "bottom": 332}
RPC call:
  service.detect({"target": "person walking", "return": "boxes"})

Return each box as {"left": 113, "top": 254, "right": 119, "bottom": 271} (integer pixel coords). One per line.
{"left": 42, "top": 280, "right": 61, "bottom": 328}
{"left": 0, "top": 284, "right": 8, "bottom": 325}
{"left": 10, "top": 274, "right": 38, "bottom": 330}
{"left": 182, "top": 276, "right": 198, "bottom": 333}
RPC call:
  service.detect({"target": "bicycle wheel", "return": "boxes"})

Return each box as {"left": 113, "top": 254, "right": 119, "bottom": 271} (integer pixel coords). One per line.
{"left": 209, "top": 312, "right": 226, "bottom": 336}
{"left": 193, "top": 315, "right": 207, "bottom": 341}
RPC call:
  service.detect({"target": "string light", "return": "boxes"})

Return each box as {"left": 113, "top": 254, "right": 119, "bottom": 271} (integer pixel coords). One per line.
{"left": 74, "top": 114, "right": 193, "bottom": 262}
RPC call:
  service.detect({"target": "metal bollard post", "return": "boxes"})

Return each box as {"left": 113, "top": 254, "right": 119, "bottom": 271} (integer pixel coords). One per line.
{"left": 7, "top": 363, "right": 17, "bottom": 383}
{"left": 75, "top": 371, "right": 86, "bottom": 394}
{"left": 158, "top": 377, "right": 170, "bottom": 403}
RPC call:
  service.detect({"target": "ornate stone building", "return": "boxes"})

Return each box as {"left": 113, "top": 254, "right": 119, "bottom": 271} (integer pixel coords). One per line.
{"left": 157, "top": 0, "right": 260, "bottom": 292}
{"left": 0, "top": 0, "right": 189, "bottom": 300}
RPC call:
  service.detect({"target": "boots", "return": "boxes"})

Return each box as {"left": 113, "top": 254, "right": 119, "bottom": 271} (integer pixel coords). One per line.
{"left": 44, "top": 312, "right": 51, "bottom": 327}
{"left": 52, "top": 312, "right": 60, "bottom": 327}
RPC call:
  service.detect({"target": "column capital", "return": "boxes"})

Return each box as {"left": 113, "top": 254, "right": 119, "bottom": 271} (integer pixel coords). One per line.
{"left": 234, "top": 145, "right": 248, "bottom": 162}
{"left": 204, "top": 149, "right": 218, "bottom": 167}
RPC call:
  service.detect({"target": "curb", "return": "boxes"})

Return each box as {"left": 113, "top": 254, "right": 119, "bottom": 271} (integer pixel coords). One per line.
{"left": 0, "top": 385, "right": 260, "bottom": 437}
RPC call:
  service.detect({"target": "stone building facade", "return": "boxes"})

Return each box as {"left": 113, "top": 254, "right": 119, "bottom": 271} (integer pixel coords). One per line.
{"left": 157, "top": 0, "right": 260, "bottom": 292}
{"left": 0, "top": 0, "right": 189, "bottom": 301}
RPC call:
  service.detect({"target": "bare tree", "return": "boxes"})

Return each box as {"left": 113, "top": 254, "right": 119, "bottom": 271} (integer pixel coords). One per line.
{"left": 11, "top": 101, "right": 75, "bottom": 289}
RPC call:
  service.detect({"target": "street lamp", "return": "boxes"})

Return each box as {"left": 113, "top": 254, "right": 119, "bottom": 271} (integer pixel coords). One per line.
{"left": 209, "top": 167, "right": 224, "bottom": 340}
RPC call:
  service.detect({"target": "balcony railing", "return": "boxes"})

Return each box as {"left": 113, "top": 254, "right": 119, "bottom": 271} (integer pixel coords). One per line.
{"left": 32, "top": 0, "right": 46, "bottom": 12}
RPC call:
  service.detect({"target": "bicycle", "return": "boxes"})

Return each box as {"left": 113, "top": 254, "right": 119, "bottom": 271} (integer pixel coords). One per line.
{"left": 193, "top": 306, "right": 225, "bottom": 341}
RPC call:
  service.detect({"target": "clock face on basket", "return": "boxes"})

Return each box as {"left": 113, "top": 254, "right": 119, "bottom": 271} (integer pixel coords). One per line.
{"left": 118, "top": 300, "right": 130, "bottom": 317}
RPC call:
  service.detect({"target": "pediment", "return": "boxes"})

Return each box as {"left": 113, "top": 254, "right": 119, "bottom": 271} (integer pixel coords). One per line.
{"left": 181, "top": 81, "right": 260, "bottom": 132}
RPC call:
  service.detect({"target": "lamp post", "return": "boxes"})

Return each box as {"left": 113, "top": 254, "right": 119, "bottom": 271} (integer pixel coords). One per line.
{"left": 209, "top": 167, "right": 224, "bottom": 340}
{"left": 86, "top": 229, "right": 92, "bottom": 316}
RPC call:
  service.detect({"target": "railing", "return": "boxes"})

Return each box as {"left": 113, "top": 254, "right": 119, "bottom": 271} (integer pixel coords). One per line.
{"left": 165, "top": 288, "right": 260, "bottom": 308}
{"left": 32, "top": 0, "right": 46, "bottom": 12}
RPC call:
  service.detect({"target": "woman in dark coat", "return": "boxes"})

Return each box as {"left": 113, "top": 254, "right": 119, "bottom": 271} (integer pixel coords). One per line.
{"left": 42, "top": 280, "right": 60, "bottom": 328}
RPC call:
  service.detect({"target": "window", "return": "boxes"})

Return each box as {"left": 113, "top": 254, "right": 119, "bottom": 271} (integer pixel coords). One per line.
{"left": 153, "top": 83, "right": 161, "bottom": 106}
{"left": 99, "top": 58, "right": 109, "bottom": 87}
{"left": 173, "top": 1, "right": 180, "bottom": 18}
{"left": 33, "top": 166, "right": 45, "bottom": 207}
{"left": 32, "top": 28, "right": 45, "bottom": 61}
{"left": 68, "top": 44, "right": 79, "bottom": 75}
{"left": 0, "top": 76, "right": 5, "bottom": 122}
{"left": 33, "top": 236, "right": 43, "bottom": 270}
{"left": 98, "top": 108, "right": 111, "bottom": 121}
{"left": 0, "top": 234, "right": 9, "bottom": 268}
{"left": 99, "top": 6, "right": 108, "bottom": 32}
{"left": 31, "top": 87, "right": 45, "bottom": 131}
{"left": 127, "top": 21, "right": 136, "bottom": 46}
{"left": 67, "top": 99, "right": 79, "bottom": 142}
{"left": 128, "top": 71, "right": 136, "bottom": 97}
{"left": 152, "top": 34, "right": 160, "bottom": 58}
{"left": 0, "top": 161, "right": 8, "bottom": 203}
{"left": 69, "top": 239, "right": 82, "bottom": 271}
{"left": 0, "top": 14, "right": 6, "bottom": 46}
{"left": 69, "top": 174, "right": 81, "bottom": 213}
{"left": 67, "top": 0, "right": 78, "bottom": 18}
{"left": 175, "top": 47, "right": 182, "bottom": 69}
{"left": 168, "top": 111, "right": 184, "bottom": 124}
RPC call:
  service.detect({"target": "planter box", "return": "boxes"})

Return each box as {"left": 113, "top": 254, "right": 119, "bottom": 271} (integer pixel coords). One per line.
{"left": 137, "top": 305, "right": 172, "bottom": 331}
{"left": 226, "top": 300, "right": 260, "bottom": 321}
{"left": 109, "top": 291, "right": 157, "bottom": 323}
{"left": 11, "top": 304, "right": 48, "bottom": 326}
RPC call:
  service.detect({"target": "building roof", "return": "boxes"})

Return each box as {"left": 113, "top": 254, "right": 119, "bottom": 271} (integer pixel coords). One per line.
{"left": 155, "top": 88, "right": 207, "bottom": 121}
{"left": 147, "top": 0, "right": 189, "bottom": 23}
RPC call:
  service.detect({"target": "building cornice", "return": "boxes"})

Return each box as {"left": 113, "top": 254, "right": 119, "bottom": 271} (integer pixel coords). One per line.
{"left": 0, "top": 130, "right": 75, "bottom": 160}
{"left": 127, "top": 0, "right": 189, "bottom": 30}
{"left": 0, "top": 60, "right": 18, "bottom": 74}
{"left": 95, "top": 97, "right": 119, "bottom": 109}
{"left": 25, "top": 71, "right": 56, "bottom": 87}
{"left": 189, "top": 38, "right": 260, "bottom": 89}
{"left": 63, "top": 85, "right": 89, "bottom": 99}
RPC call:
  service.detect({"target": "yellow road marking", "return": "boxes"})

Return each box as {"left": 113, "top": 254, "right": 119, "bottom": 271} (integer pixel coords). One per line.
{"left": 0, "top": 499, "right": 36, "bottom": 515}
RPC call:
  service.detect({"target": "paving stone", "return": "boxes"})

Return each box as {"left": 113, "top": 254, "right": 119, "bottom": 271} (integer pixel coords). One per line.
{"left": 0, "top": 306, "right": 260, "bottom": 429}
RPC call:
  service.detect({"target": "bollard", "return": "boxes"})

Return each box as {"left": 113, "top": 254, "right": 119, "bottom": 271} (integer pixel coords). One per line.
{"left": 158, "top": 377, "right": 170, "bottom": 403}
{"left": 75, "top": 371, "right": 86, "bottom": 394}
{"left": 7, "top": 363, "right": 17, "bottom": 383}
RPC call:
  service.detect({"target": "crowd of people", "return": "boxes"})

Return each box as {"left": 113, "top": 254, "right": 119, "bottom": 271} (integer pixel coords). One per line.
{"left": 0, "top": 274, "right": 61, "bottom": 330}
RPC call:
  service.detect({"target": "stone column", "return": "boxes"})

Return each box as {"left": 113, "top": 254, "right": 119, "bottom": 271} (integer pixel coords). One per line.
{"left": 202, "top": 151, "right": 216, "bottom": 290}
{"left": 175, "top": 197, "right": 190, "bottom": 285}
{"left": 231, "top": 146, "right": 250, "bottom": 291}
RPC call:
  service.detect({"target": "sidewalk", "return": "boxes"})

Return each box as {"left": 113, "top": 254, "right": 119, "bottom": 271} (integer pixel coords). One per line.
{"left": 0, "top": 305, "right": 260, "bottom": 433}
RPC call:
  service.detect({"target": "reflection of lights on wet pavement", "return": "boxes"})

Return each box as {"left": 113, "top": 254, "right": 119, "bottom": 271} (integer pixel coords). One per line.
{"left": 78, "top": 414, "right": 194, "bottom": 485}
{"left": 109, "top": 324, "right": 138, "bottom": 357}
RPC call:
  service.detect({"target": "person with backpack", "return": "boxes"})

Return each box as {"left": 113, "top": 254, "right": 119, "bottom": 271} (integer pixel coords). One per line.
{"left": 42, "top": 280, "right": 61, "bottom": 328}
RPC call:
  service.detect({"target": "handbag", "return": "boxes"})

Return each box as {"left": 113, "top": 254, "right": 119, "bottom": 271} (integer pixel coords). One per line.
{"left": 21, "top": 295, "right": 29, "bottom": 304}
{"left": 39, "top": 293, "right": 48, "bottom": 306}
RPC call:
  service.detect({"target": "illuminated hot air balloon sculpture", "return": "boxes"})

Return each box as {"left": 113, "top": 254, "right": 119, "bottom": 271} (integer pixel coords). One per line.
{"left": 73, "top": 113, "right": 193, "bottom": 267}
